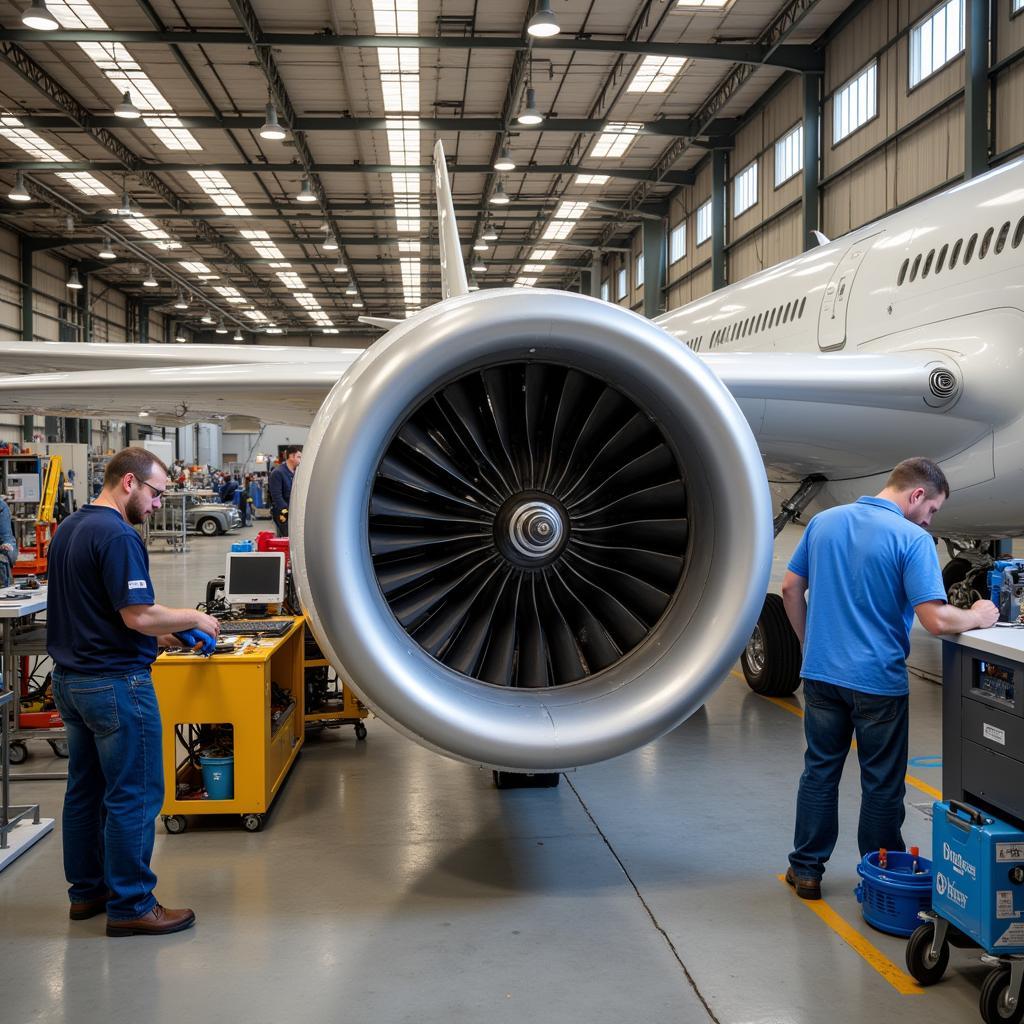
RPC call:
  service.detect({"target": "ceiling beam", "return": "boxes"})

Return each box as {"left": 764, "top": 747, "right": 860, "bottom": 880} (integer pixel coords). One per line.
{"left": 0, "top": 160, "right": 696, "bottom": 186}
{"left": 0, "top": 30, "right": 824, "bottom": 72}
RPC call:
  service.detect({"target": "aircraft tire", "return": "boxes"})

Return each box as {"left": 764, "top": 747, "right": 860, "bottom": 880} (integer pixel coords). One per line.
{"left": 741, "top": 594, "right": 802, "bottom": 697}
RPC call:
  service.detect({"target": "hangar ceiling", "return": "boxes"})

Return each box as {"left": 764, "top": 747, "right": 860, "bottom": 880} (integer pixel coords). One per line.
{"left": 0, "top": 0, "right": 851, "bottom": 336}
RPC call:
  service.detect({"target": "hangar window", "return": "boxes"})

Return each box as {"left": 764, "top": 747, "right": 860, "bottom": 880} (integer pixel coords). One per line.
{"left": 897, "top": 259, "right": 909, "bottom": 285}
{"left": 600, "top": 280, "right": 610, "bottom": 301}
{"left": 734, "top": 160, "right": 758, "bottom": 217}
{"left": 963, "top": 232, "right": 978, "bottom": 264}
{"left": 616, "top": 267, "right": 628, "bottom": 300}
{"left": 935, "top": 243, "right": 949, "bottom": 273}
{"left": 995, "top": 222, "right": 1010, "bottom": 254}
{"left": 799, "top": 297, "right": 807, "bottom": 318}
{"left": 949, "top": 238, "right": 963, "bottom": 268}
{"left": 910, "top": 0, "right": 965, "bottom": 90}
{"left": 774, "top": 124, "right": 803, "bottom": 187}
{"left": 669, "top": 221, "right": 687, "bottom": 262}
{"left": 909, "top": 254, "right": 922, "bottom": 281}
{"left": 979, "top": 227, "right": 994, "bottom": 260}
{"left": 696, "top": 200, "right": 713, "bottom": 246}
{"left": 1016, "top": 0, "right": 1024, "bottom": 13}
{"left": 1014, "top": 218, "right": 1024, "bottom": 248}
{"left": 833, "top": 61, "right": 877, "bottom": 143}
{"left": 922, "top": 249, "right": 935, "bottom": 278}
{"left": 635, "top": 252, "right": 645, "bottom": 285}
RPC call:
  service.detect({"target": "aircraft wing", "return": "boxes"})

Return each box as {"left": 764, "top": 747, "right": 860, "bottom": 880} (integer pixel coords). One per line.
{"left": 0, "top": 341, "right": 359, "bottom": 374}
{"left": 0, "top": 361, "right": 352, "bottom": 427}
{"left": 702, "top": 350, "right": 994, "bottom": 480}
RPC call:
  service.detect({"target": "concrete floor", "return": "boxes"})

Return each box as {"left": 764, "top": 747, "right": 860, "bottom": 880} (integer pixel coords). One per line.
{"left": 0, "top": 521, "right": 1001, "bottom": 1023}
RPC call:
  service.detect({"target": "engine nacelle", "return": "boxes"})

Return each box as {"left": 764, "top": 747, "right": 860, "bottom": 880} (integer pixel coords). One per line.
{"left": 291, "top": 289, "right": 773, "bottom": 771}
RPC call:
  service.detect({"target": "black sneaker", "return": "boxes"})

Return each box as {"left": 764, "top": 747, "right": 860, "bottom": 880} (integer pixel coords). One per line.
{"left": 785, "top": 866, "right": 822, "bottom": 900}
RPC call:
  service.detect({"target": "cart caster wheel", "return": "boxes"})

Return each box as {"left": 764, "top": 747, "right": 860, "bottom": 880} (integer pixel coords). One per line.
{"left": 355, "top": 722, "right": 367, "bottom": 741}
{"left": 242, "top": 814, "right": 264, "bottom": 833}
{"left": 980, "top": 967, "right": 1024, "bottom": 1024}
{"left": 8, "top": 741, "right": 27, "bottom": 765}
{"left": 48, "top": 739, "right": 69, "bottom": 758}
{"left": 905, "top": 922, "right": 949, "bottom": 986}
{"left": 163, "top": 815, "right": 187, "bottom": 835}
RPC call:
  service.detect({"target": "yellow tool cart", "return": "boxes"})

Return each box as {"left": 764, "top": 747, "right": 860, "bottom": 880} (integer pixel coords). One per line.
{"left": 302, "top": 626, "right": 370, "bottom": 740}
{"left": 153, "top": 618, "right": 304, "bottom": 833}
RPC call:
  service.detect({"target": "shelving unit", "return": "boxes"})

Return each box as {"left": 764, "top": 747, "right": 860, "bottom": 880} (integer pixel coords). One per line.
{"left": 153, "top": 617, "right": 304, "bottom": 833}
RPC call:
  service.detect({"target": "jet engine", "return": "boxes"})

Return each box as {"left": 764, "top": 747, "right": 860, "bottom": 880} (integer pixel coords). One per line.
{"left": 291, "top": 289, "right": 773, "bottom": 771}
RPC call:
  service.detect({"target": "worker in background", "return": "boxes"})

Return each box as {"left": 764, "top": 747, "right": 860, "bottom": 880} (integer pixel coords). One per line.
{"left": 780, "top": 457, "right": 998, "bottom": 901}
{"left": 0, "top": 493, "right": 16, "bottom": 587}
{"left": 46, "top": 446, "right": 221, "bottom": 937}
{"left": 219, "top": 474, "right": 238, "bottom": 506}
{"left": 268, "top": 445, "right": 302, "bottom": 537}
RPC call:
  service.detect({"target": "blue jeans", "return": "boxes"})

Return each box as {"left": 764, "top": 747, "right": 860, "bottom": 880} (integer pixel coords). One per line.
{"left": 51, "top": 667, "right": 163, "bottom": 920}
{"left": 789, "top": 679, "right": 909, "bottom": 881}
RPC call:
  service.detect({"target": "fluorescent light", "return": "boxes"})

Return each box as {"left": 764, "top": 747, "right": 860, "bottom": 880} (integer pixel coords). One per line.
{"left": 517, "top": 87, "right": 544, "bottom": 126}
{"left": 489, "top": 180, "right": 510, "bottom": 205}
{"left": 259, "top": 102, "right": 287, "bottom": 141}
{"left": 114, "top": 90, "right": 141, "bottom": 120}
{"left": 22, "top": 0, "right": 59, "bottom": 31}
{"left": 527, "top": 0, "right": 560, "bottom": 38}
{"left": 295, "top": 177, "right": 317, "bottom": 203}
{"left": 98, "top": 236, "right": 117, "bottom": 259}
{"left": 8, "top": 171, "right": 31, "bottom": 202}
{"left": 66, "top": 267, "right": 83, "bottom": 290}
{"left": 494, "top": 146, "right": 516, "bottom": 172}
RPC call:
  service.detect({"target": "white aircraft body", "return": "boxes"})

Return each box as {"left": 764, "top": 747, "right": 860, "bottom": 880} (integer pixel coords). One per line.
{"left": 0, "top": 146, "right": 1020, "bottom": 773}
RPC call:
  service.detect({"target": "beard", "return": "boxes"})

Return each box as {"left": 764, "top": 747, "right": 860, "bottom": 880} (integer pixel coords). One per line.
{"left": 125, "top": 490, "right": 149, "bottom": 525}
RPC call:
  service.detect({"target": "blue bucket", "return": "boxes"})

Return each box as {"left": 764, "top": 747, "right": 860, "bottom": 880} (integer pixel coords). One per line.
{"left": 199, "top": 752, "right": 234, "bottom": 800}
{"left": 854, "top": 850, "right": 932, "bottom": 937}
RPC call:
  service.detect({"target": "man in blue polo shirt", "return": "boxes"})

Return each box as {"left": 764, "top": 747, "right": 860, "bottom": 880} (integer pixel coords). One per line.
{"left": 48, "top": 447, "right": 220, "bottom": 936}
{"left": 780, "top": 457, "right": 997, "bottom": 900}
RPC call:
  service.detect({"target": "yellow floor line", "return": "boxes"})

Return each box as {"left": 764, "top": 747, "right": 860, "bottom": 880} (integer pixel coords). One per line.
{"left": 775, "top": 875, "right": 923, "bottom": 994}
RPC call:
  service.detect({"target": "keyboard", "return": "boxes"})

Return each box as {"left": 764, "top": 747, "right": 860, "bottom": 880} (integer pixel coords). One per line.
{"left": 218, "top": 618, "right": 293, "bottom": 637}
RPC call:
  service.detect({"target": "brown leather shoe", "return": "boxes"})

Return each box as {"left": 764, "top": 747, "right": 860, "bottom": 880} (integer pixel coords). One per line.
{"left": 106, "top": 904, "right": 196, "bottom": 937}
{"left": 69, "top": 895, "right": 109, "bottom": 921}
{"left": 785, "top": 866, "right": 822, "bottom": 901}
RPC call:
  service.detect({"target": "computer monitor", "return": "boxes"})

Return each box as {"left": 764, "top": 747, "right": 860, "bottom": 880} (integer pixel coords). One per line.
{"left": 224, "top": 552, "right": 286, "bottom": 606}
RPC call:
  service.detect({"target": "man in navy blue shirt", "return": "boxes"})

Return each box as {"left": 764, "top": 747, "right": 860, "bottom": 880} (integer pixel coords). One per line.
{"left": 780, "top": 457, "right": 997, "bottom": 899}
{"left": 268, "top": 445, "right": 301, "bottom": 537}
{"left": 48, "top": 447, "right": 220, "bottom": 936}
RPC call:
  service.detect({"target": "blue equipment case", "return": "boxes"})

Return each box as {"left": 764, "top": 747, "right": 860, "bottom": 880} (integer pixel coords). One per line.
{"left": 931, "top": 800, "right": 1024, "bottom": 953}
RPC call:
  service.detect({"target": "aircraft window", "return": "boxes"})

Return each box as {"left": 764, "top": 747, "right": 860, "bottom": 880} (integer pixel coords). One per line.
{"left": 935, "top": 243, "right": 948, "bottom": 273}
{"left": 963, "top": 233, "right": 978, "bottom": 264}
{"left": 996, "top": 221, "right": 1010, "bottom": 254}
{"left": 922, "top": 249, "right": 935, "bottom": 278}
{"left": 979, "top": 227, "right": 994, "bottom": 260}
{"left": 1014, "top": 218, "right": 1024, "bottom": 249}
{"left": 909, "top": 254, "right": 921, "bottom": 281}
{"left": 897, "top": 259, "right": 909, "bottom": 285}
{"left": 949, "top": 238, "right": 963, "bottom": 268}
{"left": 799, "top": 297, "right": 806, "bottom": 318}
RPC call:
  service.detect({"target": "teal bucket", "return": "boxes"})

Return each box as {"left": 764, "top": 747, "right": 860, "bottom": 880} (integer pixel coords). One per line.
{"left": 199, "top": 752, "right": 234, "bottom": 800}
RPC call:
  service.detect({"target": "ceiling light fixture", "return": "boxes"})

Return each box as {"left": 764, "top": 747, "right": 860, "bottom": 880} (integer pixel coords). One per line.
{"left": 295, "top": 177, "right": 317, "bottom": 203}
{"left": 201, "top": 310, "right": 215, "bottom": 324}
{"left": 174, "top": 291, "right": 189, "bottom": 309}
{"left": 352, "top": 300, "right": 364, "bottom": 309}
{"left": 527, "top": 0, "right": 561, "bottom": 38}
{"left": 517, "top": 87, "right": 544, "bottom": 126}
{"left": 468, "top": 274, "right": 480, "bottom": 292}
{"left": 482, "top": 221, "right": 499, "bottom": 242}
{"left": 322, "top": 232, "right": 339, "bottom": 251}
{"left": 344, "top": 283, "right": 357, "bottom": 296}
{"left": 114, "top": 90, "right": 141, "bottom": 120}
{"left": 98, "top": 236, "right": 117, "bottom": 260}
{"left": 8, "top": 172, "right": 31, "bottom": 202}
{"left": 493, "top": 146, "right": 516, "bottom": 172}
{"left": 258, "top": 101, "right": 287, "bottom": 141}
{"left": 473, "top": 238, "right": 488, "bottom": 252}
{"left": 22, "top": 0, "right": 59, "bottom": 31}
{"left": 174, "top": 331, "right": 187, "bottom": 342}
{"left": 142, "top": 271, "right": 158, "bottom": 288}
{"left": 215, "top": 319, "right": 228, "bottom": 334}
{"left": 332, "top": 260, "right": 348, "bottom": 274}
{"left": 66, "top": 267, "right": 83, "bottom": 290}
{"left": 116, "top": 189, "right": 133, "bottom": 216}
{"left": 489, "top": 180, "right": 511, "bottom": 206}
{"left": 232, "top": 329, "right": 243, "bottom": 341}
{"left": 471, "top": 259, "right": 486, "bottom": 273}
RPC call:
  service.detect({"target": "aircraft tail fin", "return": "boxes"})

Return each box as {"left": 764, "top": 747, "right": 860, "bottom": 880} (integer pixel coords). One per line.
{"left": 434, "top": 140, "right": 470, "bottom": 299}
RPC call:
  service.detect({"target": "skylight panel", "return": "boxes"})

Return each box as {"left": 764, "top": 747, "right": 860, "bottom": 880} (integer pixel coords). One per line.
{"left": 0, "top": 117, "right": 68, "bottom": 161}
{"left": 523, "top": 264, "right": 550, "bottom": 273}
{"left": 590, "top": 123, "right": 642, "bottom": 159}
{"left": 386, "top": 119, "right": 420, "bottom": 165}
{"left": 401, "top": 257, "right": 421, "bottom": 305}
{"left": 294, "top": 293, "right": 321, "bottom": 309}
{"left": 675, "top": 0, "right": 729, "bottom": 7}
{"left": 309, "top": 312, "right": 334, "bottom": 326}
{"left": 214, "top": 286, "right": 245, "bottom": 304}
{"left": 530, "top": 249, "right": 557, "bottom": 261}
{"left": 514, "top": 277, "right": 538, "bottom": 288}
{"left": 188, "top": 170, "right": 250, "bottom": 216}
{"left": 553, "top": 201, "right": 588, "bottom": 220}
{"left": 394, "top": 198, "right": 420, "bottom": 233}
{"left": 390, "top": 172, "right": 419, "bottom": 193}
{"left": 179, "top": 261, "right": 210, "bottom": 274}
{"left": 541, "top": 222, "right": 573, "bottom": 241}
{"left": 124, "top": 217, "right": 169, "bottom": 241}
{"left": 372, "top": 0, "right": 418, "bottom": 34}
{"left": 398, "top": 240, "right": 420, "bottom": 252}
{"left": 56, "top": 171, "right": 113, "bottom": 196}
{"left": 152, "top": 240, "right": 182, "bottom": 250}
{"left": 276, "top": 271, "right": 305, "bottom": 289}
{"left": 241, "top": 229, "right": 286, "bottom": 260}
{"left": 574, "top": 174, "right": 609, "bottom": 186}
{"left": 243, "top": 310, "right": 268, "bottom": 322}
{"left": 46, "top": 0, "right": 106, "bottom": 29}
{"left": 144, "top": 116, "right": 201, "bottom": 152}
{"left": 627, "top": 55, "right": 686, "bottom": 94}
{"left": 268, "top": 261, "right": 291, "bottom": 268}
{"left": 378, "top": 47, "right": 419, "bottom": 113}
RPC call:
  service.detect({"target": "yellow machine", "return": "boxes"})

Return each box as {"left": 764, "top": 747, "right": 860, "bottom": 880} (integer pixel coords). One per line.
{"left": 15, "top": 454, "right": 62, "bottom": 577}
